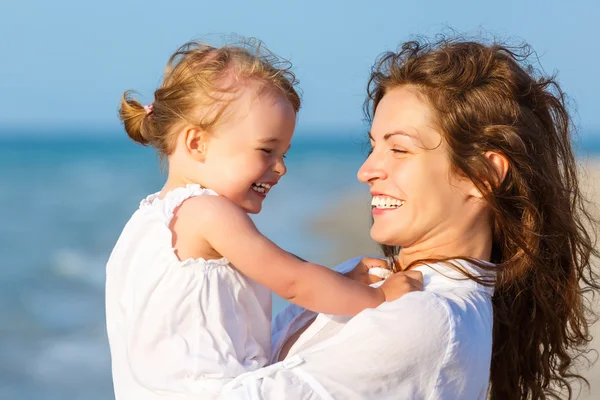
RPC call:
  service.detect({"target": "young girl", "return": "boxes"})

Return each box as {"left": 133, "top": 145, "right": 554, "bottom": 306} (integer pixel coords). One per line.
{"left": 105, "top": 40, "right": 422, "bottom": 399}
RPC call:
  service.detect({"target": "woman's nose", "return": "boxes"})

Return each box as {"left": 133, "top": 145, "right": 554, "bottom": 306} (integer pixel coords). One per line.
{"left": 357, "top": 152, "right": 386, "bottom": 184}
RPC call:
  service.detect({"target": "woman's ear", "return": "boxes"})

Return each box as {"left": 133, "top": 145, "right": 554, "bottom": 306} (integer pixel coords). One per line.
{"left": 468, "top": 151, "right": 510, "bottom": 199}
{"left": 184, "top": 127, "right": 209, "bottom": 161}
{"left": 486, "top": 151, "right": 509, "bottom": 186}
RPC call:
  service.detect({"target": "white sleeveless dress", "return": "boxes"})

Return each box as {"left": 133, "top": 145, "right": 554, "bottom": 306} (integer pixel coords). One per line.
{"left": 105, "top": 184, "right": 272, "bottom": 400}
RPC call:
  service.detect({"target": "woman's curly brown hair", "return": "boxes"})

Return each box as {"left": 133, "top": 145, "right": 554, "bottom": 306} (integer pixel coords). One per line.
{"left": 365, "top": 36, "right": 600, "bottom": 399}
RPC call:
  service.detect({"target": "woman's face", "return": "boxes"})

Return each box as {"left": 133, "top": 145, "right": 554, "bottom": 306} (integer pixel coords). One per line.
{"left": 358, "top": 85, "right": 480, "bottom": 249}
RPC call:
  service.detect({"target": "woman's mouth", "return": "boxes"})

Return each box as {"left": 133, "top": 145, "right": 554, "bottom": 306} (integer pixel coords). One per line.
{"left": 371, "top": 195, "right": 404, "bottom": 214}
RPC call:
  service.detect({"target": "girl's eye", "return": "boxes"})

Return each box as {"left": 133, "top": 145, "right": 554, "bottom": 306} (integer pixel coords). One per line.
{"left": 391, "top": 148, "right": 407, "bottom": 154}
{"left": 260, "top": 148, "right": 273, "bottom": 154}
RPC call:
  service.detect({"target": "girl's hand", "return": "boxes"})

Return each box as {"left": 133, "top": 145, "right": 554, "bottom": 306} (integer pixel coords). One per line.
{"left": 344, "top": 257, "right": 391, "bottom": 285}
{"left": 345, "top": 257, "right": 392, "bottom": 285}
{"left": 378, "top": 270, "right": 424, "bottom": 301}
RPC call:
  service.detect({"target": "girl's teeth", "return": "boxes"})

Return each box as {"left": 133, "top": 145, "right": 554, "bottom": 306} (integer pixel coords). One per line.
{"left": 252, "top": 183, "right": 271, "bottom": 194}
{"left": 371, "top": 195, "right": 404, "bottom": 209}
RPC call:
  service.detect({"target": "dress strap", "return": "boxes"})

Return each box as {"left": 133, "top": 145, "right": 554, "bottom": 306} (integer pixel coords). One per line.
{"left": 140, "top": 184, "right": 218, "bottom": 225}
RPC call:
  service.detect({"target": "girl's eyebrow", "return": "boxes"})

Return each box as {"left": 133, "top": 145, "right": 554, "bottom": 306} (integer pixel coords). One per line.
{"left": 257, "top": 137, "right": 291, "bottom": 151}
{"left": 258, "top": 137, "right": 279, "bottom": 143}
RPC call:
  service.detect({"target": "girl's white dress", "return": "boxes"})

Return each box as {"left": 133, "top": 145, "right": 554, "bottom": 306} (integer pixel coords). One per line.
{"left": 105, "top": 184, "right": 272, "bottom": 399}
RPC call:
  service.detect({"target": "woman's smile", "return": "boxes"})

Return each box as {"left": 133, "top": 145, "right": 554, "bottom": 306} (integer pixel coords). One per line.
{"left": 371, "top": 194, "right": 405, "bottom": 215}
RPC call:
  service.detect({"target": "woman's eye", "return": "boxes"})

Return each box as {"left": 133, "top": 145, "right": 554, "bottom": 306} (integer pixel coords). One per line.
{"left": 260, "top": 148, "right": 273, "bottom": 154}
{"left": 391, "top": 148, "right": 407, "bottom": 154}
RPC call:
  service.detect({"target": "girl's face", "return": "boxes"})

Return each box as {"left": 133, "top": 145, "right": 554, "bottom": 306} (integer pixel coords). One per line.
{"left": 199, "top": 84, "right": 296, "bottom": 214}
{"left": 358, "top": 85, "right": 480, "bottom": 249}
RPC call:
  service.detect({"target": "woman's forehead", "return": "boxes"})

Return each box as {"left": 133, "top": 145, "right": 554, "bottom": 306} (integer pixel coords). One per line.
{"left": 371, "top": 86, "right": 441, "bottom": 148}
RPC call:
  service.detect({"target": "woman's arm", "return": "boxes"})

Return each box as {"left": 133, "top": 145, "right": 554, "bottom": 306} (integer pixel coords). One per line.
{"left": 220, "top": 292, "right": 457, "bottom": 399}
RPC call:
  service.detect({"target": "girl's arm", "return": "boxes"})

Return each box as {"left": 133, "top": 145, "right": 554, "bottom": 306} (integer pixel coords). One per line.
{"left": 177, "top": 195, "right": 421, "bottom": 316}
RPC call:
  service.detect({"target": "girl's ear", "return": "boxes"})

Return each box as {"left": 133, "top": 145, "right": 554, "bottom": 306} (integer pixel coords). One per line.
{"left": 184, "top": 127, "right": 209, "bottom": 162}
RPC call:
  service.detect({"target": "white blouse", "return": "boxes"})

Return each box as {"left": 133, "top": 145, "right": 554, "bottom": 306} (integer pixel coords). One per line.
{"left": 221, "top": 257, "right": 495, "bottom": 400}
{"left": 105, "top": 185, "right": 272, "bottom": 400}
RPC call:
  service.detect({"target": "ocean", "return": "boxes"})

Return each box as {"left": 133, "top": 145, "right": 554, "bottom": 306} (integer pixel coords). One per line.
{"left": 0, "top": 132, "right": 374, "bottom": 399}
{"left": 1, "top": 132, "right": 598, "bottom": 399}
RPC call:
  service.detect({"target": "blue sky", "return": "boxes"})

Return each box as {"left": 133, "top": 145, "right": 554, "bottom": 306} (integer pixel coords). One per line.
{"left": 1, "top": 0, "right": 598, "bottom": 137}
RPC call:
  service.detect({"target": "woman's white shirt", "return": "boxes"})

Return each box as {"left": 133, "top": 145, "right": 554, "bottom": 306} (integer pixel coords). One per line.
{"left": 221, "top": 257, "right": 495, "bottom": 400}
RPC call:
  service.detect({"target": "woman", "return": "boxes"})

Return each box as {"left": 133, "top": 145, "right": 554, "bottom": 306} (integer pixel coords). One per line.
{"left": 221, "top": 36, "right": 599, "bottom": 399}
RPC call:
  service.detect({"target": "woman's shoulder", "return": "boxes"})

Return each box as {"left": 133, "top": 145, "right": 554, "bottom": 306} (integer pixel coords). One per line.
{"left": 337, "top": 291, "right": 452, "bottom": 347}
{"left": 370, "top": 291, "right": 492, "bottom": 398}
{"left": 376, "top": 291, "right": 454, "bottom": 333}
{"left": 354, "top": 289, "right": 492, "bottom": 354}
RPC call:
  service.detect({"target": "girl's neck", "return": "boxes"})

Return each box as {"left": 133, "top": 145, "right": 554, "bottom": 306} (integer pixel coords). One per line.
{"left": 160, "top": 168, "right": 206, "bottom": 199}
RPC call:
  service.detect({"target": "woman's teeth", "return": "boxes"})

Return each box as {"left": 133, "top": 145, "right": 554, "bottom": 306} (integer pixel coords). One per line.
{"left": 371, "top": 195, "right": 404, "bottom": 209}
{"left": 252, "top": 182, "right": 272, "bottom": 194}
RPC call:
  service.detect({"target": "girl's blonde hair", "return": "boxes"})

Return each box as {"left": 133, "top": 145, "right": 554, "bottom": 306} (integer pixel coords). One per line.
{"left": 119, "top": 39, "right": 301, "bottom": 156}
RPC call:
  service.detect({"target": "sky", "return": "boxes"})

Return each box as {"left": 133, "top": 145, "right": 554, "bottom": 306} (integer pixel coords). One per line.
{"left": 1, "top": 0, "right": 598, "bottom": 137}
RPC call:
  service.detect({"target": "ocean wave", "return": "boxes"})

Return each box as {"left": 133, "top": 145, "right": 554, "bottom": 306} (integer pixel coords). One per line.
{"left": 51, "top": 248, "right": 105, "bottom": 288}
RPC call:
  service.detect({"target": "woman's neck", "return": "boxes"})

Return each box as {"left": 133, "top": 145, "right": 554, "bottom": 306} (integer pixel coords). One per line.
{"left": 396, "top": 210, "right": 493, "bottom": 269}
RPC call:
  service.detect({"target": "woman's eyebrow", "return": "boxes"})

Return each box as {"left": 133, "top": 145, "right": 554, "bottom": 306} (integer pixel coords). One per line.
{"left": 368, "top": 130, "right": 416, "bottom": 141}
{"left": 383, "top": 130, "right": 414, "bottom": 140}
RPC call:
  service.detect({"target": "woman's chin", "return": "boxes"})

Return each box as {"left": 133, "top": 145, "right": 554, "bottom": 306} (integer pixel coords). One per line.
{"left": 370, "top": 227, "right": 404, "bottom": 247}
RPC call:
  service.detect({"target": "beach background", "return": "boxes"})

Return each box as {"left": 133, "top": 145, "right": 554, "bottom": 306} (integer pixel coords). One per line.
{"left": 2, "top": 0, "right": 600, "bottom": 399}
{"left": 0, "top": 133, "right": 598, "bottom": 399}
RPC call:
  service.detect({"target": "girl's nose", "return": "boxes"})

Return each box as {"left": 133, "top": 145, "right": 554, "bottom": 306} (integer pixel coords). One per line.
{"left": 273, "top": 157, "right": 287, "bottom": 177}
